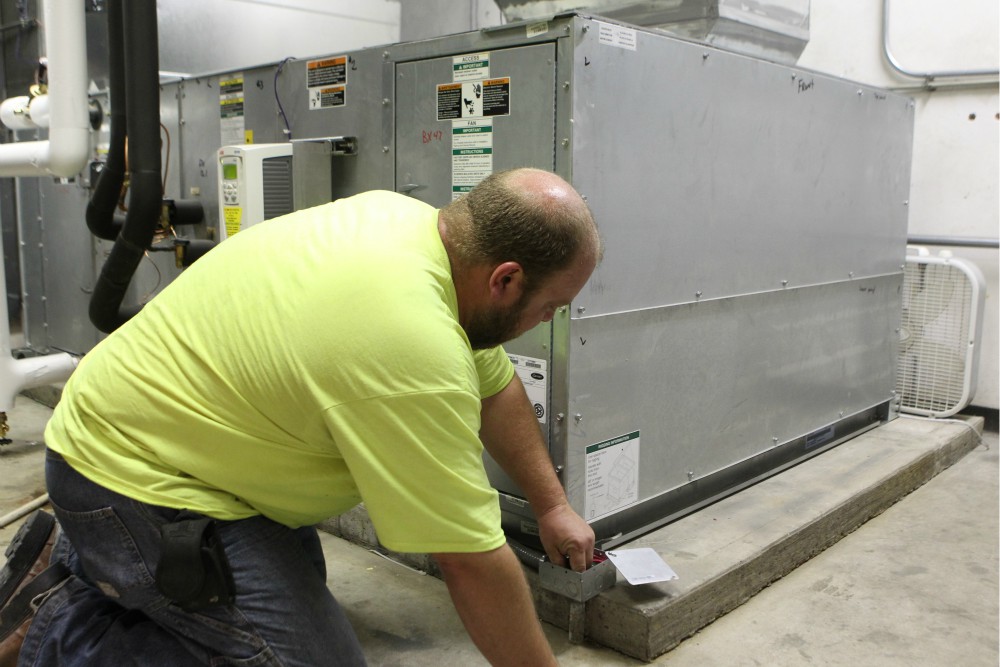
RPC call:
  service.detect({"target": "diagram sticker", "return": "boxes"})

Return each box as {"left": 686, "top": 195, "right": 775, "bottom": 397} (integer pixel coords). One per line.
{"left": 585, "top": 431, "right": 640, "bottom": 521}
{"left": 507, "top": 353, "right": 548, "bottom": 424}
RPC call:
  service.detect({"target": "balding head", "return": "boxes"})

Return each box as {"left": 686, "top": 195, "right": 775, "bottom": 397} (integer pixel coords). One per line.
{"left": 441, "top": 168, "right": 602, "bottom": 296}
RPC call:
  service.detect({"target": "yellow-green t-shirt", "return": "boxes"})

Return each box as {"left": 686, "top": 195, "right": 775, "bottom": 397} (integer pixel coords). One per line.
{"left": 45, "top": 191, "right": 514, "bottom": 554}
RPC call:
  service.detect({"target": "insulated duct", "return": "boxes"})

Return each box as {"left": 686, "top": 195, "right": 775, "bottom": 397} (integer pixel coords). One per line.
{"left": 493, "top": 0, "right": 810, "bottom": 64}
{"left": 86, "top": 0, "right": 127, "bottom": 243}
{"left": 88, "top": 0, "right": 163, "bottom": 334}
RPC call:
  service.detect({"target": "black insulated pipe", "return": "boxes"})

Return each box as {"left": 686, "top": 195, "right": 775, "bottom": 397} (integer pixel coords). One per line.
{"left": 89, "top": 0, "right": 162, "bottom": 333}
{"left": 85, "top": 0, "right": 125, "bottom": 242}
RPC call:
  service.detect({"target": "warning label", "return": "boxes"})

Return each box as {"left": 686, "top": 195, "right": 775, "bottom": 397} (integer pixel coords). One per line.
{"left": 585, "top": 431, "right": 640, "bottom": 521}
{"left": 223, "top": 206, "right": 242, "bottom": 238}
{"left": 307, "top": 56, "right": 347, "bottom": 88}
{"left": 437, "top": 78, "right": 510, "bottom": 121}
{"left": 219, "top": 74, "right": 245, "bottom": 146}
{"left": 310, "top": 85, "right": 346, "bottom": 109}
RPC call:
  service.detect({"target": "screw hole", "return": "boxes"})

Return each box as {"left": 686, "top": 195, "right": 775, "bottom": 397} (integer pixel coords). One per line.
{"left": 969, "top": 113, "right": 977, "bottom": 120}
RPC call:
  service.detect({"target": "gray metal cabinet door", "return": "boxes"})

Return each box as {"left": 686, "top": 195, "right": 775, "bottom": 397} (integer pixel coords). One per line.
{"left": 394, "top": 42, "right": 557, "bottom": 207}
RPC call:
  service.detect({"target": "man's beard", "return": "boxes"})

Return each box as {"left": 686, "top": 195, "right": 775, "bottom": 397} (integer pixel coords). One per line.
{"left": 465, "top": 298, "right": 526, "bottom": 350}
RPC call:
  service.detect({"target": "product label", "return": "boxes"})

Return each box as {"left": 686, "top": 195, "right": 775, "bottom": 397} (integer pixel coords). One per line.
{"left": 597, "top": 21, "right": 637, "bottom": 51}
{"left": 585, "top": 431, "right": 640, "bottom": 521}
{"left": 526, "top": 21, "right": 548, "bottom": 38}
{"left": 506, "top": 352, "right": 548, "bottom": 423}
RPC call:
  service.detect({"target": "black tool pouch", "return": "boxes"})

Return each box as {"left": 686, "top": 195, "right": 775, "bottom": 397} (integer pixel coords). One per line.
{"left": 155, "top": 516, "right": 235, "bottom": 611}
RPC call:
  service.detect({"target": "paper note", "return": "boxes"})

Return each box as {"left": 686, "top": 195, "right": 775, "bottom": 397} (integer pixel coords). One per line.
{"left": 605, "top": 548, "right": 678, "bottom": 585}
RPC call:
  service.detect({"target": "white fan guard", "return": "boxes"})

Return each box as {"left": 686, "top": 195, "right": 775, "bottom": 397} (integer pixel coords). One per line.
{"left": 897, "top": 247, "right": 987, "bottom": 418}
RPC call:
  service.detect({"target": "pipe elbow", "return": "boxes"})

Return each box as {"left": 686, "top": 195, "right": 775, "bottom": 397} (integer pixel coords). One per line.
{"left": 45, "top": 127, "right": 91, "bottom": 178}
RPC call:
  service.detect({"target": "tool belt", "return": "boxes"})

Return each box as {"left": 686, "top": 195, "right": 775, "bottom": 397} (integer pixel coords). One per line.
{"left": 155, "top": 516, "right": 235, "bottom": 611}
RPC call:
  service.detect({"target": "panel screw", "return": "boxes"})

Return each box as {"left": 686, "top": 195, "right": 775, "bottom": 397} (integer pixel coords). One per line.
{"left": 582, "top": 25, "right": 590, "bottom": 33}
{"left": 382, "top": 146, "right": 389, "bottom": 153}
{"left": 574, "top": 413, "right": 583, "bottom": 423}
{"left": 556, "top": 413, "right": 565, "bottom": 422}
{"left": 382, "top": 98, "right": 390, "bottom": 106}
{"left": 695, "top": 291, "right": 703, "bottom": 299}
{"left": 848, "top": 272, "right": 854, "bottom": 279}
{"left": 772, "top": 437, "right": 779, "bottom": 443}
{"left": 577, "top": 306, "right": 586, "bottom": 314}
{"left": 561, "top": 138, "right": 570, "bottom": 147}
{"left": 781, "top": 279, "right": 788, "bottom": 287}
{"left": 687, "top": 471, "right": 695, "bottom": 481}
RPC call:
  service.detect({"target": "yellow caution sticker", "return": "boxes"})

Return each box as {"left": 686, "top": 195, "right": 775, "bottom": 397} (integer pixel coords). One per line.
{"left": 223, "top": 207, "right": 242, "bottom": 238}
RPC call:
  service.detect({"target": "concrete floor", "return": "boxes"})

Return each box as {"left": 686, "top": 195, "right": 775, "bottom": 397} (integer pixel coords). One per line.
{"left": 1, "top": 394, "right": 997, "bottom": 666}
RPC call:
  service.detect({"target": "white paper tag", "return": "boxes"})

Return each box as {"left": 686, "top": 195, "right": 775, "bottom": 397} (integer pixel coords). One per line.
{"left": 605, "top": 548, "right": 678, "bottom": 585}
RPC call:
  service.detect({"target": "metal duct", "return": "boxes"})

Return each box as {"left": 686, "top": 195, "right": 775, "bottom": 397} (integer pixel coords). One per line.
{"left": 493, "top": 0, "right": 810, "bottom": 64}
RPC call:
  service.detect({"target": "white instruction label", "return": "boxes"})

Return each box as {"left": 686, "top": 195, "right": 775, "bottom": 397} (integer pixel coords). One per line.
{"left": 585, "top": 431, "right": 639, "bottom": 521}
{"left": 506, "top": 353, "right": 548, "bottom": 424}
{"left": 453, "top": 52, "right": 490, "bottom": 82}
{"left": 597, "top": 21, "right": 637, "bottom": 51}
{"left": 605, "top": 548, "right": 678, "bottom": 585}
{"left": 452, "top": 118, "right": 493, "bottom": 200}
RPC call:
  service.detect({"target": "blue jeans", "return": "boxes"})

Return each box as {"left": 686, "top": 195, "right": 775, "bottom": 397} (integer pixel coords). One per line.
{"left": 19, "top": 450, "right": 367, "bottom": 666}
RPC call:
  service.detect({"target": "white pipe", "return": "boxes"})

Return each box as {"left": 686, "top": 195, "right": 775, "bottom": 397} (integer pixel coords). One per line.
{"left": 1, "top": 243, "right": 78, "bottom": 412}
{"left": 0, "top": 0, "right": 91, "bottom": 177}
{"left": 0, "top": 493, "right": 50, "bottom": 529}
{"left": 1, "top": 0, "right": 85, "bottom": 412}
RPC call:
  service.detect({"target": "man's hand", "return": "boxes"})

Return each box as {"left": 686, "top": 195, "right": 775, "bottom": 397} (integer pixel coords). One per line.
{"left": 536, "top": 502, "right": 595, "bottom": 572}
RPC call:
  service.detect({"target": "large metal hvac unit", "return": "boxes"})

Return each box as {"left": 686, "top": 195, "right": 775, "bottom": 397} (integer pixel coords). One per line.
{"left": 19, "top": 12, "right": 914, "bottom": 548}
{"left": 371, "top": 14, "right": 911, "bottom": 546}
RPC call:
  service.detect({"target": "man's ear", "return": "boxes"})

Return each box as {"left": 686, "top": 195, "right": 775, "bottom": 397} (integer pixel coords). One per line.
{"left": 488, "top": 261, "right": 525, "bottom": 306}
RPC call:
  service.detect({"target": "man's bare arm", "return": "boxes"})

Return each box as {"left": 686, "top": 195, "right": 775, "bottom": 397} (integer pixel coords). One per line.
{"left": 479, "top": 376, "right": 595, "bottom": 571}
{"left": 434, "top": 546, "right": 557, "bottom": 666}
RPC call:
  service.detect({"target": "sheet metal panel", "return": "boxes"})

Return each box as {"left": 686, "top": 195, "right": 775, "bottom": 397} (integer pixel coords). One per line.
{"left": 559, "top": 274, "right": 901, "bottom": 517}
{"left": 569, "top": 17, "right": 914, "bottom": 317}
